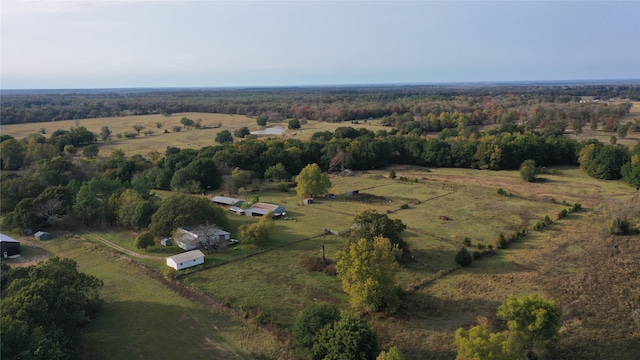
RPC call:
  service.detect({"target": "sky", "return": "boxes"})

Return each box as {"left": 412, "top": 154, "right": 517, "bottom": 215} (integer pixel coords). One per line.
{"left": 1, "top": 0, "right": 639, "bottom": 89}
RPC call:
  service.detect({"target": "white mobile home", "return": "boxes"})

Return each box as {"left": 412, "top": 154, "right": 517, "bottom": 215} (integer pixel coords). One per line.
{"left": 165, "top": 250, "right": 205, "bottom": 270}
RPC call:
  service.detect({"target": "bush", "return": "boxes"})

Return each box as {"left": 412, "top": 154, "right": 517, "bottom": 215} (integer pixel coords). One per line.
{"left": 476, "top": 243, "right": 485, "bottom": 250}
{"left": 163, "top": 267, "right": 177, "bottom": 279}
{"left": 276, "top": 182, "right": 289, "bottom": 192}
{"left": 557, "top": 209, "right": 568, "bottom": 219}
{"left": 389, "top": 170, "right": 396, "bottom": 179}
{"left": 472, "top": 251, "right": 482, "bottom": 260}
{"left": 495, "top": 233, "right": 509, "bottom": 249}
{"left": 293, "top": 303, "right": 341, "bottom": 357}
{"left": 455, "top": 247, "right": 473, "bottom": 266}
{"left": 462, "top": 237, "right": 472, "bottom": 247}
{"left": 400, "top": 203, "right": 409, "bottom": 210}
{"left": 571, "top": 203, "right": 582, "bottom": 212}
{"left": 301, "top": 257, "right": 326, "bottom": 272}
{"left": 544, "top": 215, "right": 553, "bottom": 225}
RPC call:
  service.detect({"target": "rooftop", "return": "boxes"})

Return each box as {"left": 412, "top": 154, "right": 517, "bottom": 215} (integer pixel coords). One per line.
{"left": 166, "top": 250, "right": 205, "bottom": 264}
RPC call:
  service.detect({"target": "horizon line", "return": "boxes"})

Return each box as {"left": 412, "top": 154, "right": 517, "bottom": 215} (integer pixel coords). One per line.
{"left": 2, "top": 78, "right": 640, "bottom": 94}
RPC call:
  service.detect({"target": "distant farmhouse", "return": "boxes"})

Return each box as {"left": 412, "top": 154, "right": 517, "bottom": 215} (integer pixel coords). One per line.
{"left": 0, "top": 234, "right": 21, "bottom": 258}
{"left": 211, "top": 196, "right": 286, "bottom": 218}
{"left": 244, "top": 202, "right": 286, "bottom": 217}
{"left": 173, "top": 226, "right": 230, "bottom": 252}
{"left": 211, "top": 196, "right": 245, "bottom": 207}
{"left": 165, "top": 249, "right": 205, "bottom": 270}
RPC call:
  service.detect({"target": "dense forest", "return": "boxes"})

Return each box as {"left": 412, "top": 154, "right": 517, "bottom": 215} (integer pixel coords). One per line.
{"left": 1, "top": 83, "right": 639, "bottom": 125}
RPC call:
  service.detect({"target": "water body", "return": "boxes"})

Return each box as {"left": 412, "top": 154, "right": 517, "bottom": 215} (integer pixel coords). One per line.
{"left": 250, "top": 126, "right": 285, "bottom": 135}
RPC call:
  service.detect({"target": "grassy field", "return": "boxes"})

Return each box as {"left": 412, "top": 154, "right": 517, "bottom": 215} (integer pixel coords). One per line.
{"left": 4, "top": 234, "right": 294, "bottom": 360}
{"left": 1, "top": 112, "right": 388, "bottom": 157}
{"left": 6, "top": 165, "right": 639, "bottom": 359}
{"left": 4, "top": 105, "right": 639, "bottom": 358}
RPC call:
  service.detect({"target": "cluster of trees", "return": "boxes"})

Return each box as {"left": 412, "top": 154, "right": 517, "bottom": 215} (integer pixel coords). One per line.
{"left": 455, "top": 293, "right": 562, "bottom": 360}
{"left": 292, "top": 303, "right": 406, "bottom": 360}
{"left": 2, "top": 84, "right": 638, "bottom": 125}
{"left": 1, "top": 257, "right": 104, "bottom": 359}
{"left": 2, "top": 122, "right": 637, "bottom": 239}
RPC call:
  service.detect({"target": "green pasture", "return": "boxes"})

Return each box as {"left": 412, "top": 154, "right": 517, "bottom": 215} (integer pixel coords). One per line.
{"left": 9, "top": 235, "right": 292, "bottom": 360}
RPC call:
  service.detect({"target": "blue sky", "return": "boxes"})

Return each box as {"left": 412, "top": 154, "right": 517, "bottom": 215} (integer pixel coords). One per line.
{"left": 1, "top": 0, "right": 639, "bottom": 89}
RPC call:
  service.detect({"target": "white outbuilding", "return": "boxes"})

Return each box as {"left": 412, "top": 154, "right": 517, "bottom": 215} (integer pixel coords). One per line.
{"left": 165, "top": 250, "right": 205, "bottom": 270}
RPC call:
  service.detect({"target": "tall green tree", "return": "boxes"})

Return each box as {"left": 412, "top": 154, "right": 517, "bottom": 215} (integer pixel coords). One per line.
{"left": 134, "top": 231, "right": 155, "bottom": 250}
{"left": 296, "top": 163, "right": 331, "bottom": 198}
{"left": 350, "top": 210, "right": 407, "bottom": 250}
{"left": 0, "top": 138, "right": 26, "bottom": 170}
{"left": 73, "top": 178, "right": 125, "bottom": 225}
{"left": 293, "top": 303, "right": 341, "bottom": 358}
{"left": 215, "top": 130, "right": 234, "bottom": 144}
{"left": 586, "top": 145, "right": 630, "bottom": 180}
{"left": 497, "top": 293, "right": 562, "bottom": 359}
{"left": 376, "top": 346, "right": 407, "bottom": 360}
{"left": 149, "top": 194, "right": 228, "bottom": 236}
{"left": 1, "top": 257, "right": 103, "bottom": 360}
{"left": 455, "top": 325, "right": 513, "bottom": 360}
{"left": 336, "top": 237, "right": 402, "bottom": 313}
{"left": 312, "top": 316, "right": 378, "bottom": 360}
{"left": 519, "top": 159, "right": 537, "bottom": 182}
{"left": 238, "top": 211, "right": 275, "bottom": 246}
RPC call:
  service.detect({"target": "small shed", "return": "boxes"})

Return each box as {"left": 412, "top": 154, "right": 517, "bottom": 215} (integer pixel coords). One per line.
{"left": 166, "top": 250, "right": 205, "bottom": 270}
{"left": 160, "top": 238, "right": 172, "bottom": 246}
{"left": 0, "top": 233, "right": 21, "bottom": 258}
{"left": 34, "top": 231, "right": 51, "bottom": 240}
{"left": 303, "top": 198, "right": 314, "bottom": 205}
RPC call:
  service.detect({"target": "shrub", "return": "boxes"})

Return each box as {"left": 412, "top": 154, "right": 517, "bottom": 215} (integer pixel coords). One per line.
{"left": 571, "top": 203, "right": 582, "bottom": 212}
{"left": 389, "top": 170, "right": 396, "bottom": 179}
{"left": 323, "top": 263, "right": 337, "bottom": 276}
{"left": 163, "top": 267, "right": 177, "bottom": 280}
{"left": 557, "top": 209, "right": 568, "bottom": 219}
{"left": 496, "top": 233, "right": 509, "bottom": 249}
{"left": 463, "top": 237, "right": 472, "bottom": 247}
{"left": 400, "top": 203, "right": 409, "bottom": 210}
{"left": 472, "top": 251, "right": 482, "bottom": 260}
{"left": 476, "top": 243, "right": 486, "bottom": 250}
{"left": 276, "top": 182, "right": 289, "bottom": 192}
{"left": 497, "top": 188, "right": 507, "bottom": 195}
{"left": 544, "top": 215, "right": 553, "bottom": 225}
{"left": 293, "top": 303, "right": 341, "bottom": 357}
{"left": 487, "top": 244, "right": 493, "bottom": 250}
{"left": 455, "top": 247, "right": 473, "bottom": 266}
{"left": 300, "top": 257, "right": 326, "bottom": 272}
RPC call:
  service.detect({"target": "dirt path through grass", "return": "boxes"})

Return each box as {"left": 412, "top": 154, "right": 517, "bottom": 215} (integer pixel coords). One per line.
{"left": 77, "top": 229, "right": 161, "bottom": 260}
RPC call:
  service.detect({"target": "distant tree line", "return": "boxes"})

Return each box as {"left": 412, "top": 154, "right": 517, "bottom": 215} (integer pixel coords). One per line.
{"left": 1, "top": 84, "right": 638, "bottom": 125}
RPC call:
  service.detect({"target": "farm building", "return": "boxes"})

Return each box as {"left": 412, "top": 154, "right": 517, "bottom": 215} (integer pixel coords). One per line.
{"left": 160, "top": 238, "right": 172, "bottom": 246}
{"left": 303, "top": 198, "right": 314, "bottom": 205}
{"left": 244, "top": 202, "right": 286, "bottom": 217}
{"left": 173, "top": 226, "right": 231, "bottom": 251}
{"left": 165, "top": 250, "right": 205, "bottom": 270}
{"left": 211, "top": 196, "right": 245, "bottom": 207}
{"left": 0, "top": 234, "right": 21, "bottom": 258}
{"left": 229, "top": 206, "right": 245, "bottom": 215}
{"left": 34, "top": 231, "right": 51, "bottom": 240}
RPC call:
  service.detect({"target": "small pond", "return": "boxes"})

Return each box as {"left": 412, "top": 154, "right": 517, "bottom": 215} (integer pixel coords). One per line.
{"left": 250, "top": 126, "right": 285, "bottom": 135}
